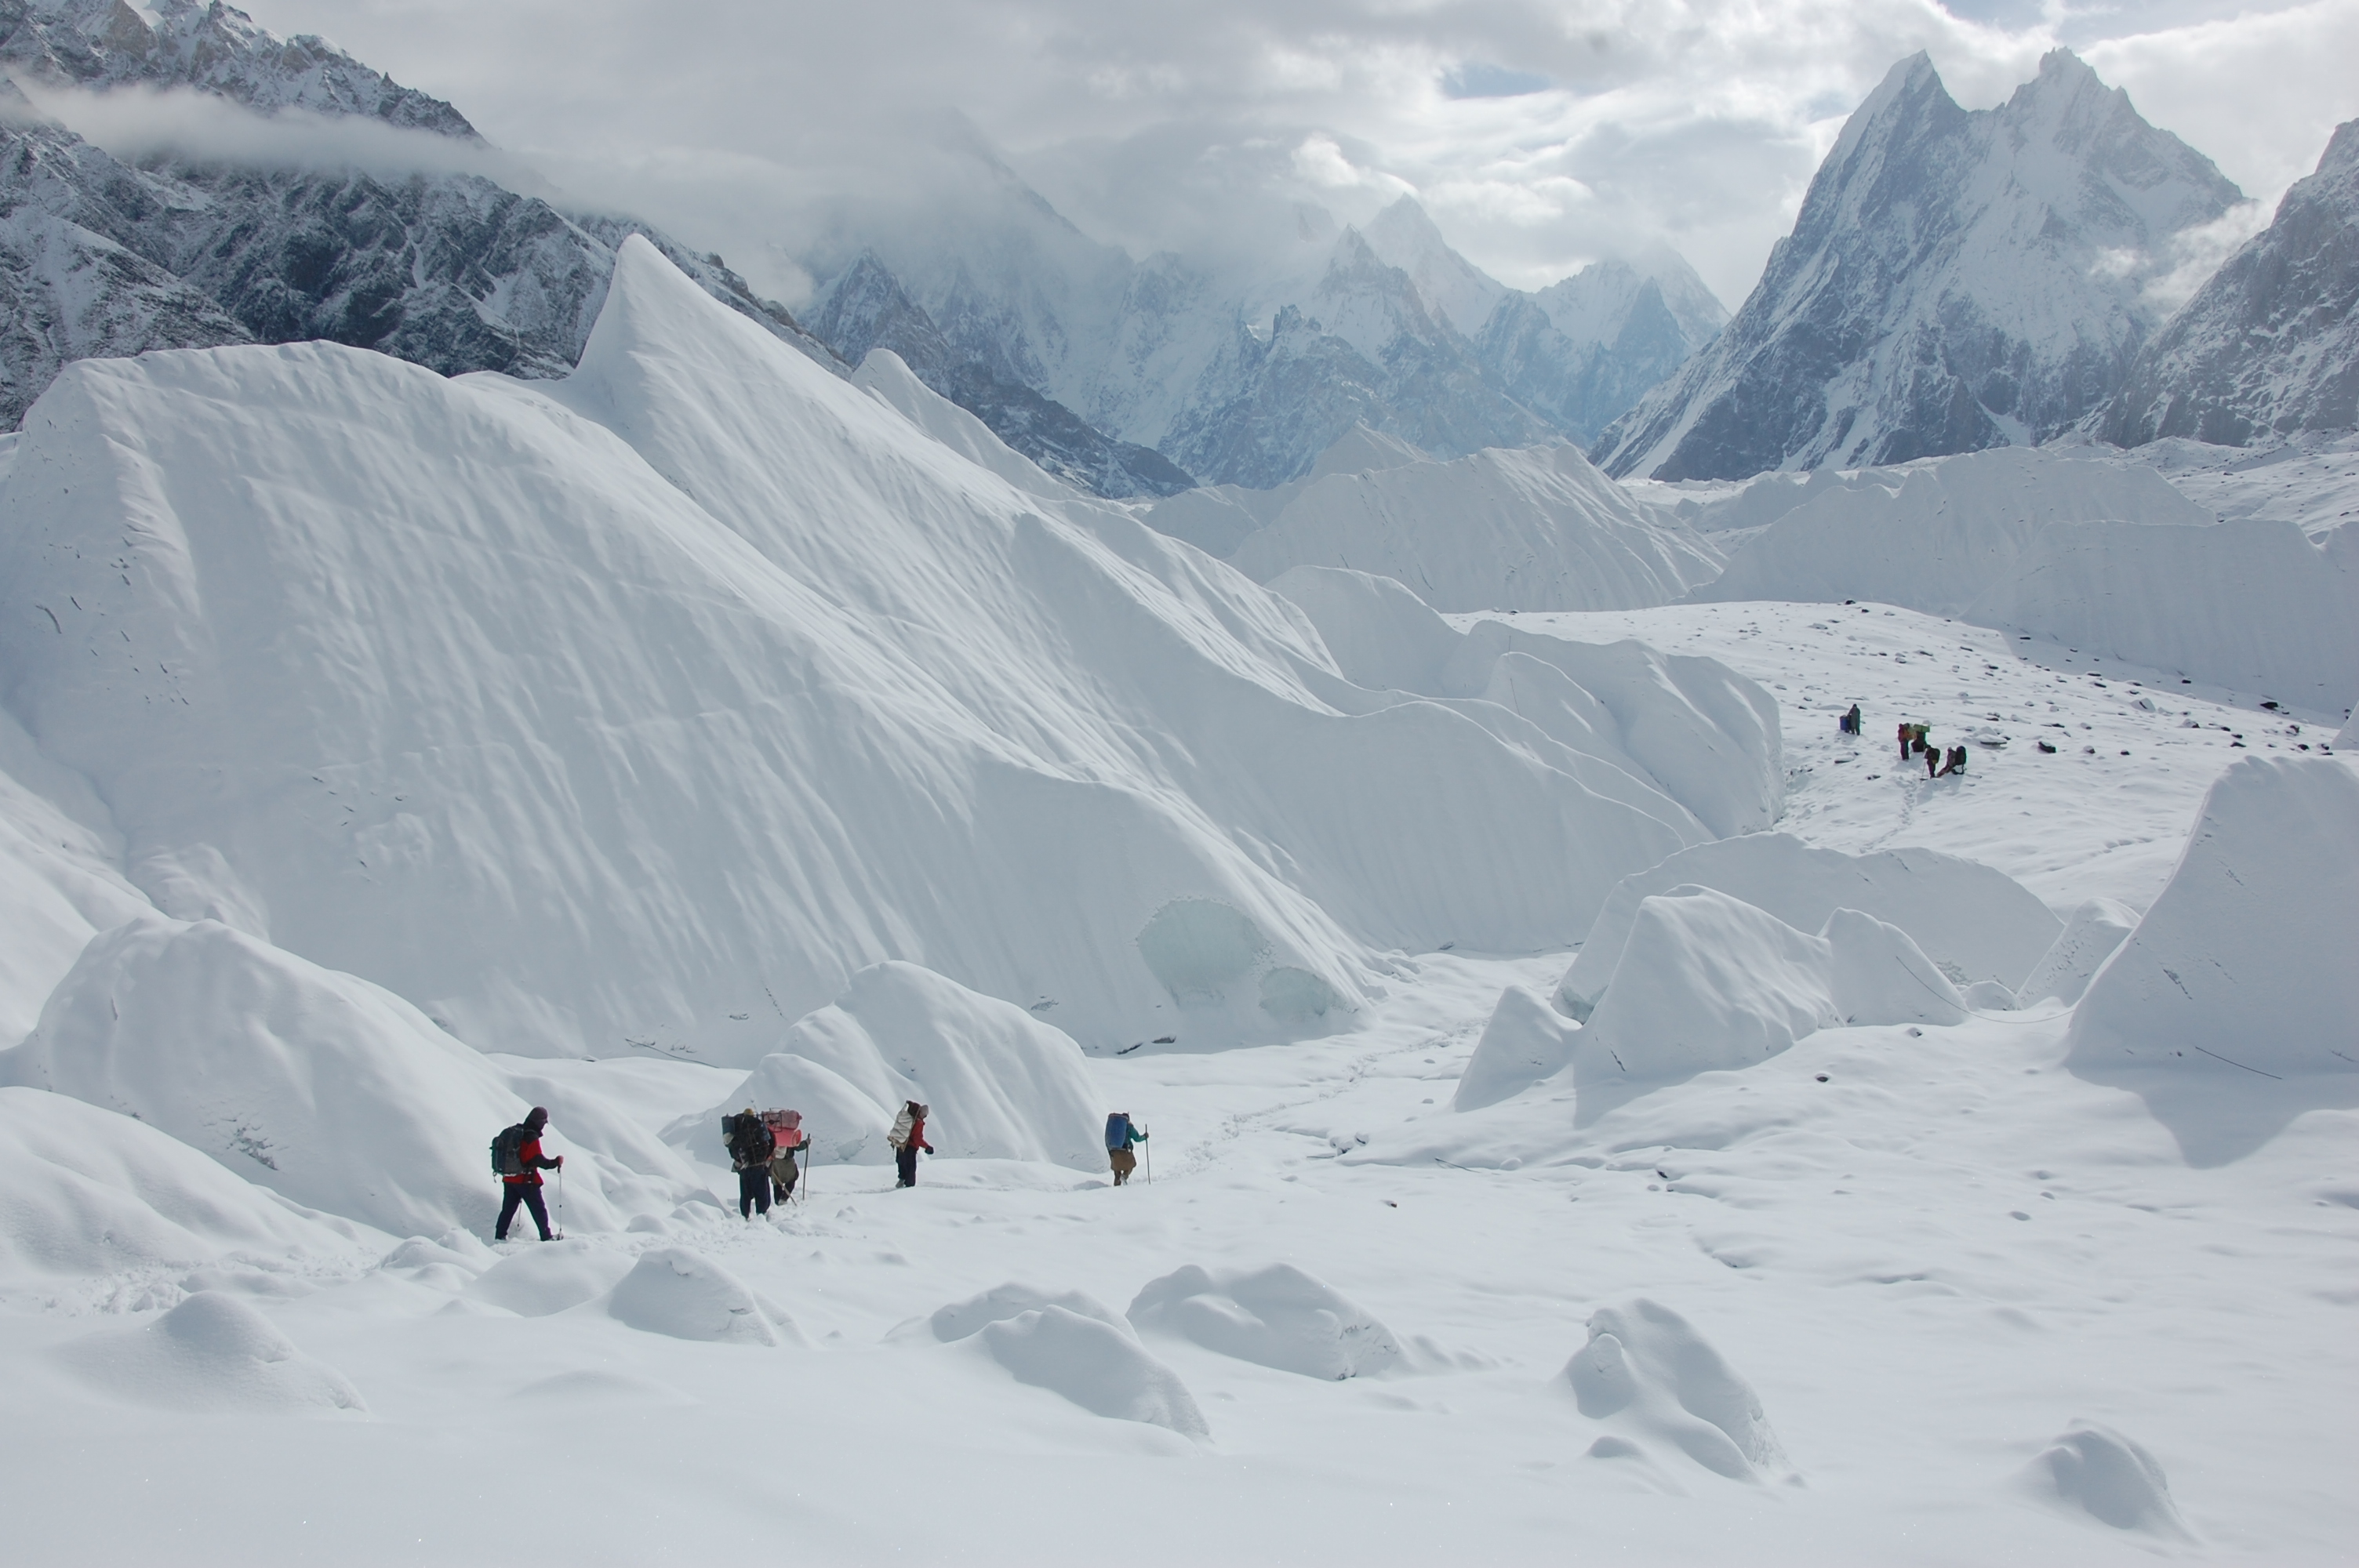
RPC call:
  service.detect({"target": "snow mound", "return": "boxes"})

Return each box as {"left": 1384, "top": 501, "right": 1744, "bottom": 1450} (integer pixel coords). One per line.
{"left": 2016, "top": 898, "right": 2139, "bottom": 1005}
{"left": 1454, "top": 985, "right": 1582, "bottom": 1112}
{"left": 1575, "top": 888, "right": 1840, "bottom": 1119}
{"left": 1558, "top": 833, "right": 2058, "bottom": 1020}
{"left": 2066, "top": 757, "right": 2359, "bottom": 1163}
{"left": 1564, "top": 1298, "right": 1785, "bottom": 1481}
{"left": 1230, "top": 442, "right": 1725, "bottom": 613}
{"left": 1822, "top": 907, "right": 1969, "bottom": 1027}
{"left": 0, "top": 1087, "right": 362, "bottom": 1287}
{"left": 1696, "top": 445, "right": 2359, "bottom": 710}
{"left": 0, "top": 236, "right": 1756, "bottom": 1060}
{"left": 975, "top": 1305, "right": 1209, "bottom": 1437}
{"left": 466, "top": 1241, "right": 635, "bottom": 1317}
{"left": 704, "top": 963, "right": 1103, "bottom": 1169}
{"left": 1128, "top": 1262, "right": 1402, "bottom": 1380}
{"left": 1270, "top": 566, "right": 1782, "bottom": 839}
{"left": 930, "top": 1281, "right": 1131, "bottom": 1342}
{"left": 2025, "top": 1421, "right": 2194, "bottom": 1538}
{"left": 0, "top": 916, "right": 525, "bottom": 1238}
{"left": 689, "top": 1052, "right": 895, "bottom": 1168}
{"left": 605, "top": 1247, "right": 790, "bottom": 1345}
{"left": 59, "top": 1291, "right": 364, "bottom": 1414}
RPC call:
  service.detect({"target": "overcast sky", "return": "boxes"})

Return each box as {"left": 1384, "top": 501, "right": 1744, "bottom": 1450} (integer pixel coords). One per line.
{"left": 245, "top": 0, "right": 2358, "bottom": 310}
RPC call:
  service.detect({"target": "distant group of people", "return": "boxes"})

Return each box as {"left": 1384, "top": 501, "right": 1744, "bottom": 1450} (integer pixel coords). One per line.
{"left": 1838, "top": 712, "right": 1970, "bottom": 778}
{"left": 492, "top": 1096, "right": 1155, "bottom": 1240}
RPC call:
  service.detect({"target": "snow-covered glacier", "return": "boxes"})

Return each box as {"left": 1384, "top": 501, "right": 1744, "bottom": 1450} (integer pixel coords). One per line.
{"left": 0, "top": 237, "right": 1776, "bottom": 1065}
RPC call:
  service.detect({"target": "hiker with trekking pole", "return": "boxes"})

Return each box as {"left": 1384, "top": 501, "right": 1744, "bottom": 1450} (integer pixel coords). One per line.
{"left": 1104, "top": 1111, "right": 1149, "bottom": 1186}
{"left": 890, "top": 1101, "right": 932, "bottom": 1188}
{"left": 490, "top": 1106, "right": 564, "bottom": 1242}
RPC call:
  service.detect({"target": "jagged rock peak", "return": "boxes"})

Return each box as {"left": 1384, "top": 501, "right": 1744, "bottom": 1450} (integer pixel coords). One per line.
{"left": 0, "top": 0, "right": 477, "bottom": 138}
{"left": 1595, "top": 48, "right": 2243, "bottom": 480}
{"left": 2097, "top": 117, "right": 2359, "bottom": 446}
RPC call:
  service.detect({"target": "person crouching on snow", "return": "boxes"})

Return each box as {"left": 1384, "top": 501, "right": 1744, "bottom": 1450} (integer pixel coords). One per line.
{"left": 890, "top": 1101, "right": 933, "bottom": 1188}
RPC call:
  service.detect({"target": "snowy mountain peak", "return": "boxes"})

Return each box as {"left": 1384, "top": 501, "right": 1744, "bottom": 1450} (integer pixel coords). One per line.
{"left": 0, "top": 0, "right": 478, "bottom": 138}
{"left": 2098, "top": 114, "right": 2359, "bottom": 446}
{"left": 1361, "top": 196, "right": 1507, "bottom": 336}
{"left": 1595, "top": 48, "right": 2244, "bottom": 480}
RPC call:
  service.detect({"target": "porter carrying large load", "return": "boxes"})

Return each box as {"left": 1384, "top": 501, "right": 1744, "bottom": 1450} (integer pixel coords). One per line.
{"left": 723, "top": 1108, "right": 777, "bottom": 1219}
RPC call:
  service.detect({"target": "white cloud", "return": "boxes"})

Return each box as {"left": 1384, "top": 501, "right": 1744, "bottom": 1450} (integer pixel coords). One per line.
{"left": 222, "top": 2, "right": 2357, "bottom": 307}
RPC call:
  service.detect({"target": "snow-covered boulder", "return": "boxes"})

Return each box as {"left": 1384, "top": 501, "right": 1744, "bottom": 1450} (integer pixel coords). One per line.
{"left": 1563, "top": 1298, "right": 1786, "bottom": 1481}
{"left": 973, "top": 1306, "right": 1209, "bottom": 1437}
{"left": 2017, "top": 898, "right": 2140, "bottom": 1006}
{"left": 2066, "top": 756, "right": 2359, "bottom": 1162}
{"left": 1453, "top": 985, "right": 1582, "bottom": 1112}
{"left": 466, "top": 1241, "right": 635, "bottom": 1317}
{"left": 1129, "top": 1262, "right": 1402, "bottom": 1380}
{"left": 2024, "top": 1422, "right": 2194, "bottom": 1538}
{"left": 0, "top": 1088, "right": 365, "bottom": 1289}
{"left": 703, "top": 963, "right": 1103, "bottom": 1170}
{"left": 58, "top": 1291, "right": 365, "bottom": 1414}
{"left": 606, "top": 1247, "right": 791, "bottom": 1345}
{"left": 1558, "top": 833, "right": 2058, "bottom": 1021}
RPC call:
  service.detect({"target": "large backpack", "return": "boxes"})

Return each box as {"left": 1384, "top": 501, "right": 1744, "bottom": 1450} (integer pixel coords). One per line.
{"left": 1104, "top": 1112, "right": 1130, "bottom": 1151}
{"left": 490, "top": 1123, "right": 527, "bottom": 1178}
{"left": 723, "top": 1112, "right": 775, "bottom": 1170}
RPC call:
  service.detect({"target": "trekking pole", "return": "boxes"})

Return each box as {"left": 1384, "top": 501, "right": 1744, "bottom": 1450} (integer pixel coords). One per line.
{"left": 555, "top": 1165, "right": 567, "bottom": 1240}
{"left": 1143, "top": 1122, "right": 1152, "bottom": 1186}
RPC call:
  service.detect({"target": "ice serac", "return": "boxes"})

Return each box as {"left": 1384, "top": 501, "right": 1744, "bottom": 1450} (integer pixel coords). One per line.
{"left": 0, "top": 0, "right": 838, "bottom": 428}
{"left": 1228, "top": 441, "right": 1725, "bottom": 612}
{"left": 1268, "top": 566, "right": 1783, "bottom": 842}
{"left": 1597, "top": 50, "right": 2244, "bottom": 479}
{"left": 2099, "top": 118, "right": 2359, "bottom": 448}
{"left": 1453, "top": 984, "right": 1581, "bottom": 1112}
{"left": 0, "top": 238, "right": 1761, "bottom": 1062}
{"left": 1558, "top": 832, "right": 2059, "bottom": 1020}
{"left": 2066, "top": 756, "right": 2359, "bottom": 1164}
{"left": 1565, "top": 1298, "right": 1787, "bottom": 1480}
{"left": 1696, "top": 445, "right": 2359, "bottom": 711}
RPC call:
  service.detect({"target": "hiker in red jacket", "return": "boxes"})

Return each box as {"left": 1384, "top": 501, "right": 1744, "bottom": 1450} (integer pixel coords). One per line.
{"left": 890, "top": 1101, "right": 932, "bottom": 1189}
{"left": 497, "top": 1106, "right": 564, "bottom": 1241}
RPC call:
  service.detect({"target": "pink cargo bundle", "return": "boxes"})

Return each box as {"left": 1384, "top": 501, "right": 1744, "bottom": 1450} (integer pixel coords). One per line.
{"left": 760, "top": 1109, "right": 806, "bottom": 1149}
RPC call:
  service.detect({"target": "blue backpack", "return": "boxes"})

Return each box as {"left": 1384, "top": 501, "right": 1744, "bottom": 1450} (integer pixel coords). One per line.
{"left": 1104, "top": 1113, "right": 1130, "bottom": 1151}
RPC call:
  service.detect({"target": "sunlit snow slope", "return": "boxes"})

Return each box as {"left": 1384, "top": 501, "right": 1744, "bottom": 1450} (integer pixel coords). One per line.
{"left": 0, "top": 238, "right": 1774, "bottom": 1063}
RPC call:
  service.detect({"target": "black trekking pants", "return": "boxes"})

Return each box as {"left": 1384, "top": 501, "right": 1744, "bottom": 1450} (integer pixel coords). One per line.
{"left": 896, "top": 1146, "right": 918, "bottom": 1187}
{"left": 739, "top": 1168, "right": 772, "bottom": 1218}
{"left": 496, "top": 1183, "right": 551, "bottom": 1241}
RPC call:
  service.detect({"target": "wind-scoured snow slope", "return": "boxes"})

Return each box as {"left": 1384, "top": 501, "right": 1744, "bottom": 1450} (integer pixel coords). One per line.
{"left": 0, "top": 238, "right": 1764, "bottom": 1063}
{"left": 1598, "top": 50, "right": 2244, "bottom": 480}
{"left": 1229, "top": 441, "right": 1724, "bottom": 612}
{"left": 1696, "top": 445, "right": 2359, "bottom": 710}
{"left": 2099, "top": 118, "right": 2359, "bottom": 448}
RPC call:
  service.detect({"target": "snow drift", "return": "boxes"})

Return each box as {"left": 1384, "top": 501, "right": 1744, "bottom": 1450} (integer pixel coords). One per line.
{"left": 2016, "top": 898, "right": 2139, "bottom": 1006}
{"left": 0, "top": 1087, "right": 363, "bottom": 1290}
{"left": 699, "top": 962, "right": 1103, "bottom": 1169}
{"left": 1564, "top": 1298, "right": 1786, "bottom": 1481}
{"left": 974, "top": 1306, "right": 1210, "bottom": 1438}
{"left": 2066, "top": 756, "right": 2359, "bottom": 1163}
{"left": 1452, "top": 985, "right": 1582, "bottom": 1112}
{"left": 58, "top": 1290, "right": 365, "bottom": 1414}
{"left": 1557, "top": 833, "right": 2058, "bottom": 1021}
{"left": 0, "top": 237, "right": 1776, "bottom": 1062}
{"left": 1129, "top": 1262, "right": 1402, "bottom": 1380}
{"left": 606, "top": 1247, "right": 792, "bottom": 1345}
{"left": 1227, "top": 442, "right": 1725, "bottom": 613}
{"left": 2024, "top": 1421, "right": 2194, "bottom": 1538}
{"left": 1696, "top": 446, "right": 2359, "bottom": 710}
